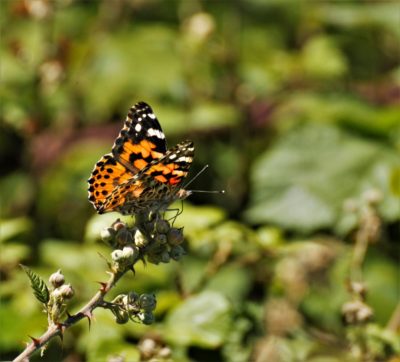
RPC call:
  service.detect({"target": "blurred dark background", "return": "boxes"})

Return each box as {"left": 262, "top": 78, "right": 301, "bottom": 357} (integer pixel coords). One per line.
{"left": 1, "top": 1, "right": 399, "bottom": 361}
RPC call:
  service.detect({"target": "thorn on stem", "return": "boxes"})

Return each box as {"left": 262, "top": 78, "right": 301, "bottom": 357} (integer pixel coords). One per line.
{"left": 97, "top": 281, "right": 108, "bottom": 292}
{"left": 29, "top": 335, "right": 41, "bottom": 346}
{"left": 83, "top": 310, "right": 93, "bottom": 330}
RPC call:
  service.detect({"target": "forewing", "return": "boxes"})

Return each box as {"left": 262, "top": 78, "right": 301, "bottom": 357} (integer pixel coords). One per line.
{"left": 87, "top": 153, "right": 134, "bottom": 212}
{"left": 112, "top": 102, "right": 167, "bottom": 172}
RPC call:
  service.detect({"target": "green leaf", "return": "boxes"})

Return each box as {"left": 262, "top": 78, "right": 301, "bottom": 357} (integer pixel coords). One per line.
{"left": 204, "top": 264, "right": 252, "bottom": 306}
{"left": 20, "top": 265, "right": 49, "bottom": 305}
{"left": 244, "top": 124, "right": 400, "bottom": 233}
{"left": 0, "top": 217, "right": 33, "bottom": 243}
{"left": 165, "top": 291, "right": 233, "bottom": 348}
{"left": 301, "top": 35, "right": 348, "bottom": 79}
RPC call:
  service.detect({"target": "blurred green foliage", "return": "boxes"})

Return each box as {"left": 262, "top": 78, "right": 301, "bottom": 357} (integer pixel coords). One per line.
{"left": 1, "top": 1, "right": 399, "bottom": 361}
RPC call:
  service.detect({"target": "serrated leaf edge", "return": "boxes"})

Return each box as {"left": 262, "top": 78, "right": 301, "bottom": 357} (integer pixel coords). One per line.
{"left": 20, "top": 264, "right": 50, "bottom": 305}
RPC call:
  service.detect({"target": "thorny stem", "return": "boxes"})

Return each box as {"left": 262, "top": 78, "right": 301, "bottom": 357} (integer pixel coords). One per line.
{"left": 13, "top": 215, "right": 154, "bottom": 362}
{"left": 13, "top": 213, "right": 183, "bottom": 362}
{"left": 13, "top": 269, "right": 127, "bottom": 362}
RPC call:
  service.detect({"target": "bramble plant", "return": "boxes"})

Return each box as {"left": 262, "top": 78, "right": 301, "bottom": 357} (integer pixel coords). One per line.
{"left": 15, "top": 211, "right": 184, "bottom": 362}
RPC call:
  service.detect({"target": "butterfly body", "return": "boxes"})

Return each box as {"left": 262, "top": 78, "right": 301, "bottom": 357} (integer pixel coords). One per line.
{"left": 88, "top": 102, "right": 194, "bottom": 215}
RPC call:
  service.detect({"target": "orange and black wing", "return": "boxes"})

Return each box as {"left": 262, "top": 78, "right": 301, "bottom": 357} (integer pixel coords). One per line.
{"left": 112, "top": 102, "right": 167, "bottom": 173}
{"left": 88, "top": 102, "right": 168, "bottom": 213}
{"left": 143, "top": 140, "right": 194, "bottom": 187}
{"left": 95, "top": 140, "right": 195, "bottom": 214}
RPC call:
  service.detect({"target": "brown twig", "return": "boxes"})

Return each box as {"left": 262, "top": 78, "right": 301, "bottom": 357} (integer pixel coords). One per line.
{"left": 13, "top": 269, "right": 127, "bottom": 362}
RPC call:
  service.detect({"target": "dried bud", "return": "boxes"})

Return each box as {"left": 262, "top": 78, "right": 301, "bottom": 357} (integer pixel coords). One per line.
{"left": 156, "top": 219, "right": 170, "bottom": 234}
{"left": 342, "top": 300, "right": 373, "bottom": 324}
{"left": 49, "top": 269, "right": 65, "bottom": 288}
{"left": 139, "top": 294, "right": 157, "bottom": 312}
{"left": 167, "top": 228, "right": 184, "bottom": 246}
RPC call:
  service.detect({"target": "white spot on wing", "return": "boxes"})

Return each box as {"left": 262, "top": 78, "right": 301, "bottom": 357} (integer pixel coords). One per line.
{"left": 147, "top": 128, "right": 165, "bottom": 139}
{"left": 148, "top": 113, "right": 156, "bottom": 119}
{"left": 176, "top": 156, "right": 192, "bottom": 162}
{"left": 135, "top": 123, "right": 142, "bottom": 132}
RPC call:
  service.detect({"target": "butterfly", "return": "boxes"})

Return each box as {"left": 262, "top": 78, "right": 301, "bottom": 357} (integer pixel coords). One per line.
{"left": 88, "top": 102, "right": 194, "bottom": 215}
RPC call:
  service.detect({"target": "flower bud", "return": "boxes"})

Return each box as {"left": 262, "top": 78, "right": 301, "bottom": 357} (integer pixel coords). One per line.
{"left": 167, "top": 228, "right": 184, "bottom": 246}
{"left": 122, "top": 245, "right": 138, "bottom": 263}
{"left": 170, "top": 245, "right": 185, "bottom": 260}
{"left": 49, "top": 269, "right": 65, "bottom": 288}
{"left": 100, "top": 227, "right": 116, "bottom": 243}
{"left": 114, "top": 309, "right": 129, "bottom": 324}
{"left": 116, "top": 228, "right": 133, "bottom": 246}
{"left": 127, "top": 291, "right": 139, "bottom": 304}
{"left": 112, "top": 219, "right": 126, "bottom": 231}
{"left": 58, "top": 284, "right": 74, "bottom": 299}
{"left": 156, "top": 219, "right": 170, "bottom": 234}
{"left": 160, "top": 251, "right": 170, "bottom": 264}
{"left": 155, "top": 233, "right": 167, "bottom": 245}
{"left": 134, "top": 230, "right": 148, "bottom": 247}
{"left": 138, "top": 311, "right": 154, "bottom": 325}
{"left": 147, "top": 253, "right": 161, "bottom": 265}
{"left": 111, "top": 249, "right": 124, "bottom": 262}
{"left": 139, "top": 294, "right": 157, "bottom": 312}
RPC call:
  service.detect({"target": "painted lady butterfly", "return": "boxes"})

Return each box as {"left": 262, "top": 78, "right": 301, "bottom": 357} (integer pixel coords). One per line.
{"left": 88, "top": 102, "right": 194, "bottom": 215}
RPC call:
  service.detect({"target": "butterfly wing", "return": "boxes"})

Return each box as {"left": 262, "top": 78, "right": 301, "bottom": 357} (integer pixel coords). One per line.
{"left": 98, "top": 140, "right": 194, "bottom": 214}
{"left": 112, "top": 102, "right": 167, "bottom": 172}
{"left": 88, "top": 102, "right": 167, "bottom": 213}
{"left": 143, "top": 139, "right": 194, "bottom": 187}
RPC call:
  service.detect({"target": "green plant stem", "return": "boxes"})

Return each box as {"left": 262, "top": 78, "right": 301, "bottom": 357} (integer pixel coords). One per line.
{"left": 13, "top": 269, "right": 126, "bottom": 362}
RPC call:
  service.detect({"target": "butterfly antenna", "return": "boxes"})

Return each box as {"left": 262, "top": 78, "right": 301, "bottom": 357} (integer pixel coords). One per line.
{"left": 183, "top": 164, "right": 210, "bottom": 189}
{"left": 183, "top": 164, "right": 226, "bottom": 194}
{"left": 189, "top": 190, "right": 225, "bottom": 194}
